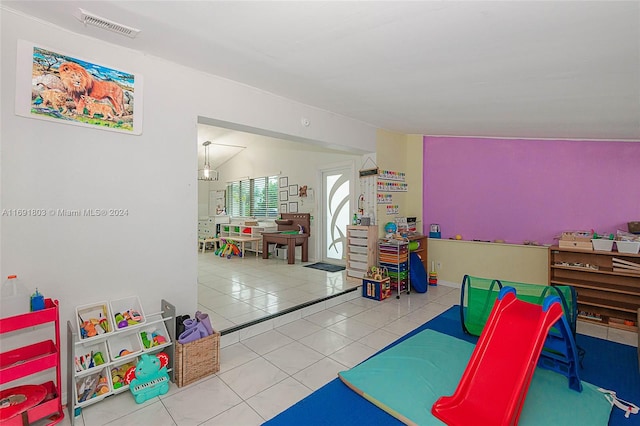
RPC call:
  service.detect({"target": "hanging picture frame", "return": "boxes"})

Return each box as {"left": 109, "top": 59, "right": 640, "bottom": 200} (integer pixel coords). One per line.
{"left": 15, "top": 40, "right": 143, "bottom": 134}
{"left": 280, "top": 203, "right": 287, "bottom": 213}
{"left": 279, "top": 190, "right": 288, "bottom": 201}
{"left": 279, "top": 177, "right": 288, "bottom": 188}
{"left": 288, "top": 202, "right": 298, "bottom": 213}
{"left": 289, "top": 184, "right": 298, "bottom": 196}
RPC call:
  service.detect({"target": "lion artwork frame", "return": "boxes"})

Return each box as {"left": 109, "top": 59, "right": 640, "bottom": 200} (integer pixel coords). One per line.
{"left": 15, "top": 40, "right": 144, "bottom": 135}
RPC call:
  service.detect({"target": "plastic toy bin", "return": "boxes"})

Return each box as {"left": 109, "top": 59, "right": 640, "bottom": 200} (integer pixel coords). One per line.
{"left": 110, "top": 296, "right": 146, "bottom": 330}
{"left": 139, "top": 316, "right": 171, "bottom": 351}
{"left": 110, "top": 359, "right": 137, "bottom": 392}
{"left": 616, "top": 241, "right": 640, "bottom": 254}
{"left": 107, "top": 332, "right": 143, "bottom": 362}
{"left": 592, "top": 239, "right": 614, "bottom": 252}
{"left": 75, "top": 367, "right": 112, "bottom": 406}
{"left": 74, "top": 340, "right": 109, "bottom": 375}
{"left": 76, "top": 301, "right": 113, "bottom": 340}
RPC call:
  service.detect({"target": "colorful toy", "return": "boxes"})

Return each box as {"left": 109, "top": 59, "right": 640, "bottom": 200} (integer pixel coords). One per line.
{"left": 140, "top": 330, "right": 166, "bottom": 349}
{"left": 215, "top": 239, "right": 241, "bottom": 259}
{"left": 111, "top": 362, "right": 136, "bottom": 390}
{"left": 384, "top": 222, "right": 397, "bottom": 234}
{"left": 76, "top": 372, "right": 109, "bottom": 403}
{"left": 114, "top": 310, "right": 142, "bottom": 329}
{"left": 124, "top": 353, "right": 170, "bottom": 404}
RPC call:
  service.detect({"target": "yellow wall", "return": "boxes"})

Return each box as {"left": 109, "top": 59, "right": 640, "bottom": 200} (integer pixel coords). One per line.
{"left": 375, "top": 130, "right": 423, "bottom": 236}
{"left": 427, "top": 239, "right": 550, "bottom": 286}
{"left": 404, "top": 134, "right": 424, "bottom": 230}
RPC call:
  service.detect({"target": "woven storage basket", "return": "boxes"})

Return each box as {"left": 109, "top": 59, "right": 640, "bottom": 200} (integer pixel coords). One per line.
{"left": 175, "top": 331, "right": 220, "bottom": 387}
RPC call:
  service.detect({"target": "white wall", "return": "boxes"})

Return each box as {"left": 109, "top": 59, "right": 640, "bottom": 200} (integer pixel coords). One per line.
{"left": 0, "top": 8, "right": 376, "bottom": 398}
{"left": 204, "top": 135, "right": 367, "bottom": 260}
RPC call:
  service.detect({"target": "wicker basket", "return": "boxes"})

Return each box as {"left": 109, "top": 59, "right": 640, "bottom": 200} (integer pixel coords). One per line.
{"left": 175, "top": 331, "right": 220, "bottom": 387}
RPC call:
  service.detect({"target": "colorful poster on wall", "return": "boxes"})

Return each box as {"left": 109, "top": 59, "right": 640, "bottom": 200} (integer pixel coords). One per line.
{"left": 15, "top": 40, "right": 144, "bottom": 134}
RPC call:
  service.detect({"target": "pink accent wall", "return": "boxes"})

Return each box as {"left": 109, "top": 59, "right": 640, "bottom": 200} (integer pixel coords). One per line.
{"left": 423, "top": 136, "right": 640, "bottom": 244}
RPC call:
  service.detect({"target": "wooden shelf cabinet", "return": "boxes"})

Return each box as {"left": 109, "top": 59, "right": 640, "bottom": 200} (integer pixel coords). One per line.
{"left": 346, "top": 225, "right": 378, "bottom": 281}
{"left": 408, "top": 234, "right": 428, "bottom": 273}
{"left": 549, "top": 246, "right": 640, "bottom": 332}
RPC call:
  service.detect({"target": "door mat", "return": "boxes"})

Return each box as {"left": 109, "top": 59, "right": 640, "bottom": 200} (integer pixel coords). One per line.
{"left": 304, "top": 263, "right": 346, "bottom": 272}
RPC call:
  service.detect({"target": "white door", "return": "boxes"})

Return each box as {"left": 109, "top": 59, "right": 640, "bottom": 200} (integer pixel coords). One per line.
{"left": 320, "top": 164, "right": 353, "bottom": 264}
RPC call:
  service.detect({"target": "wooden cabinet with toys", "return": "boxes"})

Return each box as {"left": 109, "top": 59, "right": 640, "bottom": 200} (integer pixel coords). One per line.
{"left": 549, "top": 246, "right": 640, "bottom": 332}
{"left": 66, "top": 298, "right": 175, "bottom": 424}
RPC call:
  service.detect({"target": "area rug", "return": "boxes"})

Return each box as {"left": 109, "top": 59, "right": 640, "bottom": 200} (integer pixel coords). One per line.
{"left": 339, "top": 329, "right": 612, "bottom": 425}
{"left": 303, "top": 262, "right": 345, "bottom": 272}
{"left": 264, "top": 305, "right": 640, "bottom": 426}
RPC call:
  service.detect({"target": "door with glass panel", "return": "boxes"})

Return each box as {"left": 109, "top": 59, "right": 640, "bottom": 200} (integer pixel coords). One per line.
{"left": 320, "top": 164, "right": 353, "bottom": 265}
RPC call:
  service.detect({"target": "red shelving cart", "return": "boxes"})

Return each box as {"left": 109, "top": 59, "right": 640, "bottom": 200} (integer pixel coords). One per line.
{"left": 0, "top": 299, "right": 64, "bottom": 425}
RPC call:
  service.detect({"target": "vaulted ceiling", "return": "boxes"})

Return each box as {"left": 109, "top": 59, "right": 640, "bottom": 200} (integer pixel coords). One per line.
{"left": 4, "top": 1, "right": 639, "bottom": 140}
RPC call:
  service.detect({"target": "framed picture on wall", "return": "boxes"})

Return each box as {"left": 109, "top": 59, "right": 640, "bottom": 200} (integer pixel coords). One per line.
{"left": 279, "top": 177, "right": 288, "bottom": 188}
{"left": 280, "top": 203, "right": 287, "bottom": 213}
{"left": 289, "top": 184, "right": 298, "bottom": 196}
{"left": 15, "top": 40, "right": 144, "bottom": 135}
{"left": 288, "top": 202, "right": 298, "bottom": 213}
{"left": 279, "top": 190, "right": 288, "bottom": 201}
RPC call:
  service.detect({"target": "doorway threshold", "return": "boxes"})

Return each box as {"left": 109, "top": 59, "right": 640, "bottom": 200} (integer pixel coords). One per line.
{"left": 220, "top": 287, "right": 359, "bottom": 336}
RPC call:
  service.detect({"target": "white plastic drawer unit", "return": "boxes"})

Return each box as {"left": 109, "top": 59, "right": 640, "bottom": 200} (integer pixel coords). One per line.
{"left": 349, "top": 229, "right": 369, "bottom": 239}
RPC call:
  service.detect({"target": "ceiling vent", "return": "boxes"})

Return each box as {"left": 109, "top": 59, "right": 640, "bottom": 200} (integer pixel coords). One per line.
{"left": 75, "top": 8, "right": 141, "bottom": 38}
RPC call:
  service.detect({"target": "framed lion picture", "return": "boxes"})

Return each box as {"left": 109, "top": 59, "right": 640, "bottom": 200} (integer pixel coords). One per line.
{"left": 15, "top": 40, "right": 144, "bottom": 135}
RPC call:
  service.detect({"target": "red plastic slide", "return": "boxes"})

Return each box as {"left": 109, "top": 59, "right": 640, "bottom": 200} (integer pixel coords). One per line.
{"left": 432, "top": 287, "right": 564, "bottom": 426}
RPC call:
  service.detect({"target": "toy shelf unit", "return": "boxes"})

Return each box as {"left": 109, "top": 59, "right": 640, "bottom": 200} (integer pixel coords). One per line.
{"left": 379, "top": 239, "right": 410, "bottom": 298}
{"left": 66, "top": 299, "right": 175, "bottom": 425}
{"left": 549, "top": 246, "right": 640, "bottom": 332}
{"left": 218, "top": 222, "right": 277, "bottom": 254}
{"left": 0, "top": 299, "right": 64, "bottom": 425}
{"left": 199, "top": 216, "right": 230, "bottom": 252}
{"left": 346, "top": 225, "right": 378, "bottom": 282}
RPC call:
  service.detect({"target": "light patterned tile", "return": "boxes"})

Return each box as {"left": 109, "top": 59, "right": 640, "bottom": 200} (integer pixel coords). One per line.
{"left": 246, "top": 378, "right": 311, "bottom": 422}
{"left": 161, "top": 376, "right": 242, "bottom": 425}
{"left": 218, "top": 357, "right": 288, "bottom": 400}
{"left": 103, "top": 401, "right": 175, "bottom": 426}
{"left": 263, "top": 341, "right": 325, "bottom": 375}
{"left": 293, "top": 357, "right": 348, "bottom": 391}
{"left": 200, "top": 402, "right": 264, "bottom": 425}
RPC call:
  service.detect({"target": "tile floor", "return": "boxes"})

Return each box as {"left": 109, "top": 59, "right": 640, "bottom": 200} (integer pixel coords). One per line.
{"left": 66, "top": 281, "right": 637, "bottom": 426}
{"left": 196, "top": 249, "right": 359, "bottom": 331}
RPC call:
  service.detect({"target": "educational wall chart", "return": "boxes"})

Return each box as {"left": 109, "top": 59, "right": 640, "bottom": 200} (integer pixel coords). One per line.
{"left": 377, "top": 169, "right": 406, "bottom": 216}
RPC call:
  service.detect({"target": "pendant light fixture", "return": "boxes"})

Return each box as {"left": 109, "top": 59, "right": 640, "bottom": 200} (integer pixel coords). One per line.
{"left": 199, "top": 141, "right": 218, "bottom": 181}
